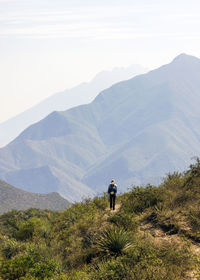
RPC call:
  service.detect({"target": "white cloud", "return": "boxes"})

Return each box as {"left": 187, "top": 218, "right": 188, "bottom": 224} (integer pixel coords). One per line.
{"left": 0, "top": 6, "right": 136, "bottom": 39}
{"left": 0, "top": 4, "right": 158, "bottom": 38}
{"left": 1, "top": 2, "right": 199, "bottom": 41}
{"left": 0, "top": 1, "right": 199, "bottom": 41}
{"left": 0, "top": 0, "right": 18, "bottom": 2}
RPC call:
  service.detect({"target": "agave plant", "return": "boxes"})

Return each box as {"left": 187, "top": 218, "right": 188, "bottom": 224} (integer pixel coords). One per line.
{"left": 96, "top": 227, "right": 133, "bottom": 256}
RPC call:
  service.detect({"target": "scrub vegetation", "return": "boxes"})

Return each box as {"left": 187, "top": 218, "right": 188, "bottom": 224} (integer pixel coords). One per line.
{"left": 1, "top": 160, "right": 200, "bottom": 279}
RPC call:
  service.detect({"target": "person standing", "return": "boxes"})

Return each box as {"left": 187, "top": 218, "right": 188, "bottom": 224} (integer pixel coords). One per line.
{"left": 108, "top": 179, "right": 117, "bottom": 210}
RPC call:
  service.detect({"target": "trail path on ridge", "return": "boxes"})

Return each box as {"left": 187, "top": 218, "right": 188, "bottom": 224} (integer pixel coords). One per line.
{"left": 103, "top": 202, "right": 121, "bottom": 223}
{"left": 139, "top": 221, "right": 200, "bottom": 280}
{"left": 105, "top": 203, "right": 121, "bottom": 212}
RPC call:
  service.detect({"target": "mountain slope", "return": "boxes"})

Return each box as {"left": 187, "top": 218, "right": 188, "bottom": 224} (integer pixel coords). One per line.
{"left": 0, "top": 180, "right": 70, "bottom": 213}
{"left": 1, "top": 54, "right": 200, "bottom": 201}
{"left": 0, "top": 65, "right": 147, "bottom": 147}
{"left": 1, "top": 163, "right": 200, "bottom": 279}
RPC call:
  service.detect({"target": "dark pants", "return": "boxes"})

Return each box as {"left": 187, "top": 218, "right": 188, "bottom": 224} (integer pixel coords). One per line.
{"left": 110, "top": 195, "right": 116, "bottom": 210}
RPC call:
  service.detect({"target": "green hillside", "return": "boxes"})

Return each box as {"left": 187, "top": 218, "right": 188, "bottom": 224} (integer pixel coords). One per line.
{"left": 0, "top": 180, "right": 70, "bottom": 213}
{"left": 1, "top": 160, "right": 200, "bottom": 279}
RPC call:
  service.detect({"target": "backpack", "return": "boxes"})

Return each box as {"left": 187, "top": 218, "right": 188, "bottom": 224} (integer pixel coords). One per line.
{"left": 110, "top": 184, "right": 116, "bottom": 195}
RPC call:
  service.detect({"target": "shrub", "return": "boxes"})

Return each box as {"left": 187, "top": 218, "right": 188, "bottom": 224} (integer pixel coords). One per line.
{"left": 188, "top": 206, "right": 200, "bottom": 232}
{"left": 0, "top": 244, "right": 58, "bottom": 280}
{"left": 121, "top": 184, "right": 164, "bottom": 214}
{"left": 108, "top": 211, "right": 137, "bottom": 231}
{"left": 1, "top": 239, "right": 20, "bottom": 259}
{"left": 0, "top": 209, "right": 56, "bottom": 240}
{"left": 14, "top": 220, "right": 35, "bottom": 241}
{"left": 96, "top": 227, "right": 133, "bottom": 257}
{"left": 162, "top": 172, "right": 183, "bottom": 190}
{"left": 92, "top": 195, "right": 108, "bottom": 211}
{"left": 90, "top": 258, "right": 128, "bottom": 280}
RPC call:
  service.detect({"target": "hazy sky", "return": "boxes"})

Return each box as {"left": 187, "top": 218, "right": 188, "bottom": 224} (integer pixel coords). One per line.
{"left": 1, "top": 0, "right": 200, "bottom": 122}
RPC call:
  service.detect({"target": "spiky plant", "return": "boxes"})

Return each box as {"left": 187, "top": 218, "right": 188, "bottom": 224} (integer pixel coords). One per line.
{"left": 96, "top": 227, "right": 133, "bottom": 257}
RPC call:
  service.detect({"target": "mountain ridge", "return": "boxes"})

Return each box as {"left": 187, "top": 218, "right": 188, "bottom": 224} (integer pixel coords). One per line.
{"left": 0, "top": 65, "right": 147, "bottom": 147}
{"left": 0, "top": 54, "right": 200, "bottom": 201}
{"left": 0, "top": 179, "right": 70, "bottom": 213}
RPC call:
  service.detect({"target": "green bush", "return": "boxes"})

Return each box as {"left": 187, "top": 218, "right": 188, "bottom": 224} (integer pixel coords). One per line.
{"left": 92, "top": 195, "right": 108, "bottom": 211}
{"left": 121, "top": 184, "right": 164, "bottom": 214}
{"left": 0, "top": 209, "right": 56, "bottom": 240}
{"left": 14, "top": 220, "right": 35, "bottom": 241}
{"left": 90, "top": 258, "right": 128, "bottom": 280}
{"left": 55, "top": 270, "right": 89, "bottom": 280}
{"left": 1, "top": 239, "right": 20, "bottom": 259}
{"left": 0, "top": 244, "right": 58, "bottom": 280}
{"left": 108, "top": 211, "right": 137, "bottom": 231}
{"left": 13, "top": 217, "right": 52, "bottom": 241}
{"left": 188, "top": 206, "right": 200, "bottom": 232}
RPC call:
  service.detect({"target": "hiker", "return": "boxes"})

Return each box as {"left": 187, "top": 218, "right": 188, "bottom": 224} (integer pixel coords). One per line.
{"left": 108, "top": 179, "right": 117, "bottom": 210}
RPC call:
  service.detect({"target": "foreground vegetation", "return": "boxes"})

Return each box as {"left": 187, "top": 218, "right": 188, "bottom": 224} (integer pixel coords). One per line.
{"left": 1, "top": 160, "right": 200, "bottom": 279}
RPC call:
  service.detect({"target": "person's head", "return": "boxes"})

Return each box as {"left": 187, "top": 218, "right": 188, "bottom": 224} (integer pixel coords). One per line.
{"left": 111, "top": 179, "right": 115, "bottom": 184}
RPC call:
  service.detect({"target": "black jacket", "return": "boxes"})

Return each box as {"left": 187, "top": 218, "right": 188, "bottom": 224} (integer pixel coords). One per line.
{"left": 108, "top": 184, "right": 117, "bottom": 196}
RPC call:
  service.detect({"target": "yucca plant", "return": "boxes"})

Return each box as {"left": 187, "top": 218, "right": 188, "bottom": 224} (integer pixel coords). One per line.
{"left": 96, "top": 227, "right": 133, "bottom": 257}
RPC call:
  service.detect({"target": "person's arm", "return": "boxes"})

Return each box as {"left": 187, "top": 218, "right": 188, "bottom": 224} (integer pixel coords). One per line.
{"left": 108, "top": 185, "right": 111, "bottom": 194}
{"left": 115, "top": 185, "right": 117, "bottom": 194}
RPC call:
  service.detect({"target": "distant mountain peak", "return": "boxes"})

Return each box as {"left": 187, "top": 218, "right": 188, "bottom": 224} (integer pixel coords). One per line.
{"left": 172, "top": 53, "right": 200, "bottom": 64}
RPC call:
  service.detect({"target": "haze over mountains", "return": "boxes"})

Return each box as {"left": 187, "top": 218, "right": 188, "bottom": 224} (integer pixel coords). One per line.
{"left": 0, "top": 180, "right": 70, "bottom": 213}
{"left": 0, "top": 54, "right": 200, "bottom": 201}
{"left": 0, "top": 65, "right": 147, "bottom": 147}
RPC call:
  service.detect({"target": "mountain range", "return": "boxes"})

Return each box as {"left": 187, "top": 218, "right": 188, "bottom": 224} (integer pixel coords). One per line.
{"left": 0, "top": 54, "right": 200, "bottom": 201}
{"left": 0, "top": 65, "right": 147, "bottom": 147}
{"left": 0, "top": 180, "right": 70, "bottom": 213}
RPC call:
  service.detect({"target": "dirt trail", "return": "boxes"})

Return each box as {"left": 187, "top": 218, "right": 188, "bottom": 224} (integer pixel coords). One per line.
{"left": 139, "top": 222, "right": 182, "bottom": 245}
{"left": 106, "top": 203, "right": 121, "bottom": 212}
{"left": 139, "top": 221, "right": 200, "bottom": 280}
{"left": 103, "top": 202, "right": 121, "bottom": 223}
{"left": 105, "top": 202, "right": 121, "bottom": 214}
